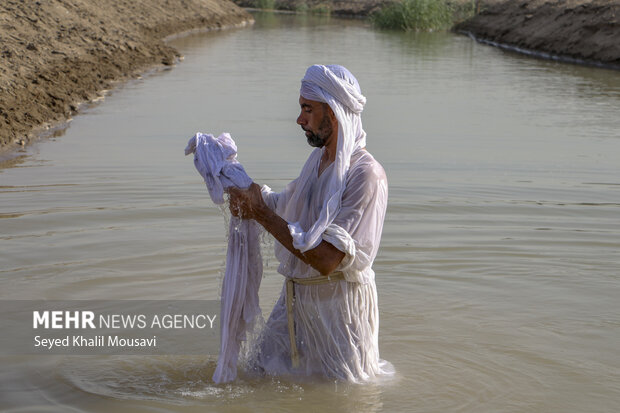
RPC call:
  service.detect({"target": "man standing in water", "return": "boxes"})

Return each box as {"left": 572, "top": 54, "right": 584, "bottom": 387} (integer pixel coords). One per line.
{"left": 227, "top": 64, "right": 392, "bottom": 381}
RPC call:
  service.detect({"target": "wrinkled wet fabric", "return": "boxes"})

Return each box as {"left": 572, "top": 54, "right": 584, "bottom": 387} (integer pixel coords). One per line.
{"left": 185, "top": 132, "right": 262, "bottom": 383}
{"left": 254, "top": 149, "right": 393, "bottom": 382}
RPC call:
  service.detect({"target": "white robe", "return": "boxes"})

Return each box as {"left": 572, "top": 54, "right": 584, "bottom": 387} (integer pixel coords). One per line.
{"left": 250, "top": 147, "right": 393, "bottom": 382}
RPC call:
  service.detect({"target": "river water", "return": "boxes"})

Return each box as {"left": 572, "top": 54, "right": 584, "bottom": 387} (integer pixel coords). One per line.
{"left": 1, "top": 11, "right": 620, "bottom": 413}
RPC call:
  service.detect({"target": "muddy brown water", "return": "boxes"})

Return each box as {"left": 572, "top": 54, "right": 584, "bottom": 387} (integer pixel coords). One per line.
{"left": 1, "top": 11, "right": 620, "bottom": 413}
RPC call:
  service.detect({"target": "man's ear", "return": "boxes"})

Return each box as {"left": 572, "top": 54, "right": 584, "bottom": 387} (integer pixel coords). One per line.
{"left": 325, "top": 104, "right": 337, "bottom": 123}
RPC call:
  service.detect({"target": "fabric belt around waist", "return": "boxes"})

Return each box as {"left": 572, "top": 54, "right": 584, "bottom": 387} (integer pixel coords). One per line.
{"left": 286, "top": 271, "right": 345, "bottom": 368}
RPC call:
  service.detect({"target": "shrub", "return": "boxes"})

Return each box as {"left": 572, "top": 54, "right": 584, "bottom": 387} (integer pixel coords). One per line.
{"left": 371, "top": 0, "right": 455, "bottom": 31}
{"left": 255, "top": 0, "right": 276, "bottom": 10}
{"left": 310, "top": 3, "right": 331, "bottom": 15}
{"left": 294, "top": 2, "right": 310, "bottom": 13}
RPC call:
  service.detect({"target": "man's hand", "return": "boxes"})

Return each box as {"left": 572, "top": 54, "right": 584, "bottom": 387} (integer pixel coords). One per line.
{"left": 227, "top": 182, "right": 266, "bottom": 220}
{"left": 228, "top": 182, "right": 345, "bottom": 275}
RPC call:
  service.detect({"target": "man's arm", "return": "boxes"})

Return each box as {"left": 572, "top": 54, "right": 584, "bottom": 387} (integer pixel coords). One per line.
{"left": 227, "top": 183, "right": 345, "bottom": 276}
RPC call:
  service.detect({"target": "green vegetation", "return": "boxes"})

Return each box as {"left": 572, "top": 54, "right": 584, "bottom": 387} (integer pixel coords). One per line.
{"left": 371, "top": 0, "right": 478, "bottom": 31}
{"left": 309, "top": 3, "right": 331, "bottom": 15}
{"left": 288, "top": 2, "right": 332, "bottom": 15}
{"left": 252, "top": 0, "right": 331, "bottom": 14}
{"left": 452, "top": 0, "right": 481, "bottom": 23}
{"left": 255, "top": 0, "right": 276, "bottom": 9}
{"left": 248, "top": 0, "right": 479, "bottom": 28}
{"left": 294, "top": 2, "right": 310, "bottom": 13}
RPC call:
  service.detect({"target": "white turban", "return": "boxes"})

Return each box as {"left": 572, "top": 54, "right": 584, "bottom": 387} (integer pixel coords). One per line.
{"left": 300, "top": 65, "right": 366, "bottom": 115}
{"left": 287, "top": 64, "right": 368, "bottom": 253}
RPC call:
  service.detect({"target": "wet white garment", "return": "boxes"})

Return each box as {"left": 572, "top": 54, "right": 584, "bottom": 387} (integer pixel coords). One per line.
{"left": 185, "top": 132, "right": 262, "bottom": 384}
{"left": 244, "top": 65, "right": 393, "bottom": 382}
{"left": 252, "top": 148, "right": 394, "bottom": 382}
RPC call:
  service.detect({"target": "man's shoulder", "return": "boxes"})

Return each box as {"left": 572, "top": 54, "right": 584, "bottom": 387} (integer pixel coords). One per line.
{"left": 349, "top": 149, "right": 387, "bottom": 182}
{"left": 346, "top": 150, "right": 387, "bottom": 193}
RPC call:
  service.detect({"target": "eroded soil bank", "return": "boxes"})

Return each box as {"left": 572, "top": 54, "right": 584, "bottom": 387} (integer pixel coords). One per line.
{"left": 455, "top": 0, "right": 620, "bottom": 69}
{"left": 0, "top": 0, "right": 252, "bottom": 153}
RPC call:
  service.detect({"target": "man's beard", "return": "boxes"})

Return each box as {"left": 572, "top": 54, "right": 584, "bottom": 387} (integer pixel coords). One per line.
{"left": 306, "top": 131, "right": 325, "bottom": 148}
{"left": 305, "top": 111, "right": 333, "bottom": 148}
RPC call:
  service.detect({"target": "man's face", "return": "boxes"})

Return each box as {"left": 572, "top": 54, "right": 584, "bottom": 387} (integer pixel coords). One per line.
{"left": 296, "top": 96, "right": 335, "bottom": 148}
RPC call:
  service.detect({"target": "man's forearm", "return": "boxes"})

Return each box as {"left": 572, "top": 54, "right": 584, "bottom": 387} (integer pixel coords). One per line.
{"left": 254, "top": 206, "right": 309, "bottom": 265}
{"left": 254, "top": 206, "right": 345, "bottom": 276}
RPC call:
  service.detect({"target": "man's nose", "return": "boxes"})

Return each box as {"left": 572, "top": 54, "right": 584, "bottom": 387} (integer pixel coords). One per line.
{"left": 296, "top": 113, "right": 305, "bottom": 125}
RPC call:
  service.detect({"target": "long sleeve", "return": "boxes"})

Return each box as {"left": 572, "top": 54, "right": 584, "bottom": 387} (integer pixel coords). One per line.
{"left": 260, "top": 185, "right": 281, "bottom": 212}
{"left": 325, "top": 153, "right": 388, "bottom": 284}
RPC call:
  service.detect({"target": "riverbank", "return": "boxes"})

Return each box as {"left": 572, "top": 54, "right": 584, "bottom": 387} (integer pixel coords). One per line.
{"left": 3, "top": 1, "right": 619, "bottom": 155}
{"left": 233, "top": 0, "right": 620, "bottom": 68}
{"left": 0, "top": 0, "right": 252, "bottom": 154}
{"left": 454, "top": 0, "right": 620, "bottom": 69}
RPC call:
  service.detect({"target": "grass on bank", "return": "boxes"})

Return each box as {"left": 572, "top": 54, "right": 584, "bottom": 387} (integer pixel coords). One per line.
{"left": 253, "top": 0, "right": 332, "bottom": 15}
{"left": 371, "top": 0, "right": 479, "bottom": 31}
{"left": 247, "top": 0, "right": 480, "bottom": 29}
{"left": 255, "top": 0, "right": 276, "bottom": 9}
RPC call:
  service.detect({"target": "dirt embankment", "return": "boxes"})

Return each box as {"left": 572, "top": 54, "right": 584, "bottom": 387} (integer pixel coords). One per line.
{"left": 0, "top": 0, "right": 252, "bottom": 153}
{"left": 455, "top": 0, "right": 620, "bottom": 68}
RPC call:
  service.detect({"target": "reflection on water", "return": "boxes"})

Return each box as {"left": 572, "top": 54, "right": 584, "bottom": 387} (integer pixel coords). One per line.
{"left": 0, "top": 154, "right": 29, "bottom": 170}
{"left": 1, "top": 10, "right": 620, "bottom": 413}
